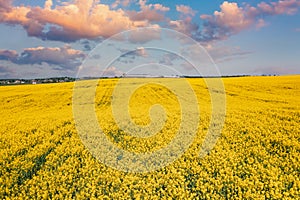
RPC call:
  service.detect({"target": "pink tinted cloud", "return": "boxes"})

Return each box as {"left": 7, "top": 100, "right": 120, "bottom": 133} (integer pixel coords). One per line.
{"left": 138, "top": 0, "right": 169, "bottom": 11}
{"left": 135, "top": 47, "right": 148, "bottom": 57}
{"left": 176, "top": 5, "right": 196, "bottom": 16}
{"left": 199, "top": 0, "right": 300, "bottom": 42}
{"left": 0, "top": 0, "right": 152, "bottom": 42}
{"left": 211, "top": 2, "right": 252, "bottom": 31}
{"left": 0, "top": 0, "right": 299, "bottom": 43}
{"left": 111, "top": 0, "right": 133, "bottom": 8}
{"left": 0, "top": 49, "right": 18, "bottom": 61}
{"left": 200, "top": 2, "right": 256, "bottom": 41}
{"left": 127, "top": 26, "right": 161, "bottom": 43}
{"left": 0, "top": 0, "right": 11, "bottom": 11}
{"left": 258, "top": 0, "right": 300, "bottom": 15}
{"left": 0, "top": 4, "right": 30, "bottom": 24}
{"left": 29, "top": 1, "right": 147, "bottom": 41}
{"left": 126, "top": 0, "right": 169, "bottom": 22}
{"left": 127, "top": 9, "right": 164, "bottom": 22}
{"left": 169, "top": 4, "right": 198, "bottom": 37}
{"left": 169, "top": 17, "right": 199, "bottom": 37}
{"left": 256, "top": 19, "right": 267, "bottom": 29}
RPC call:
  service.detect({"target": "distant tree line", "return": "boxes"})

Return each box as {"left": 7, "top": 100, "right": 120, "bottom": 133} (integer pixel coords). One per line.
{"left": 0, "top": 77, "right": 76, "bottom": 85}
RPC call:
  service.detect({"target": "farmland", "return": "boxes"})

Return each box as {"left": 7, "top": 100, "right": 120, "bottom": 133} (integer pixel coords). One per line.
{"left": 0, "top": 76, "right": 299, "bottom": 199}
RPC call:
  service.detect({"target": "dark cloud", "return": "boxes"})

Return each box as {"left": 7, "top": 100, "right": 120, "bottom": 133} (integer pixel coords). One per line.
{"left": 0, "top": 46, "right": 85, "bottom": 70}
{"left": 116, "top": 47, "right": 148, "bottom": 64}
{"left": 18, "top": 46, "right": 85, "bottom": 69}
{"left": 119, "top": 47, "right": 147, "bottom": 57}
{"left": 83, "top": 44, "right": 92, "bottom": 51}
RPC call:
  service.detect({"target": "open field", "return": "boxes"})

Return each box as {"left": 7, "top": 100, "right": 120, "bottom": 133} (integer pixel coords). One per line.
{"left": 0, "top": 76, "right": 299, "bottom": 199}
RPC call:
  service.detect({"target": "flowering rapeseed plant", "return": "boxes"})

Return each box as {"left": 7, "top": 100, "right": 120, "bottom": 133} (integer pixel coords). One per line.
{"left": 0, "top": 76, "right": 299, "bottom": 199}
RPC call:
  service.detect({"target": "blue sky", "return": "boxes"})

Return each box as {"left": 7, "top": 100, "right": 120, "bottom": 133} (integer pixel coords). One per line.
{"left": 0, "top": 0, "right": 299, "bottom": 78}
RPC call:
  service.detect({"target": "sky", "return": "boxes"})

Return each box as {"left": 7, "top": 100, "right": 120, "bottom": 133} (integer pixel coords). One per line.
{"left": 0, "top": 0, "right": 299, "bottom": 78}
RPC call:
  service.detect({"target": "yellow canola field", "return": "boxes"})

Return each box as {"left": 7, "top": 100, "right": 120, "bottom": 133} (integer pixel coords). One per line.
{"left": 0, "top": 76, "right": 299, "bottom": 199}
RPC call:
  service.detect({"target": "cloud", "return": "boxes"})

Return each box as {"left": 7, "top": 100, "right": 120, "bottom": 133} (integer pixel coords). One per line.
{"left": 0, "top": 65, "right": 14, "bottom": 78}
{"left": 135, "top": 47, "right": 148, "bottom": 57}
{"left": 168, "top": 4, "right": 198, "bottom": 38}
{"left": 0, "top": 0, "right": 11, "bottom": 11}
{"left": 127, "top": 26, "right": 161, "bottom": 43}
{"left": 111, "top": 0, "right": 133, "bottom": 9}
{"left": 258, "top": 0, "right": 300, "bottom": 15}
{"left": 102, "top": 66, "right": 123, "bottom": 77}
{"left": 81, "top": 40, "right": 92, "bottom": 51}
{"left": 256, "top": 18, "right": 268, "bottom": 29}
{"left": 127, "top": 10, "right": 163, "bottom": 22}
{"left": 252, "top": 65, "right": 300, "bottom": 75}
{"left": 168, "top": 17, "right": 199, "bottom": 37}
{"left": 180, "top": 62, "right": 195, "bottom": 71}
{"left": 18, "top": 46, "right": 85, "bottom": 69}
{"left": 44, "top": 0, "right": 53, "bottom": 10}
{"left": 138, "top": 0, "right": 170, "bottom": 12}
{"left": 205, "top": 44, "right": 253, "bottom": 63}
{"left": 0, "top": 2, "right": 31, "bottom": 24}
{"left": 126, "top": 0, "right": 169, "bottom": 22}
{"left": 176, "top": 5, "right": 196, "bottom": 16}
{"left": 117, "top": 46, "right": 148, "bottom": 64}
{"left": 0, "top": 0, "right": 299, "bottom": 44}
{"left": 152, "top": 4, "right": 170, "bottom": 12}
{"left": 0, "top": 0, "right": 151, "bottom": 42}
{"left": 0, "top": 46, "right": 85, "bottom": 70}
{"left": 0, "top": 65, "right": 11, "bottom": 73}
{"left": 0, "top": 49, "right": 18, "bottom": 61}
{"left": 199, "top": 2, "right": 255, "bottom": 42}
{"left": 198, "top": 1, "right": 300, "bottom": 42}
{"left": 159, "top": 53, "right": 179, "bottom": 66}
